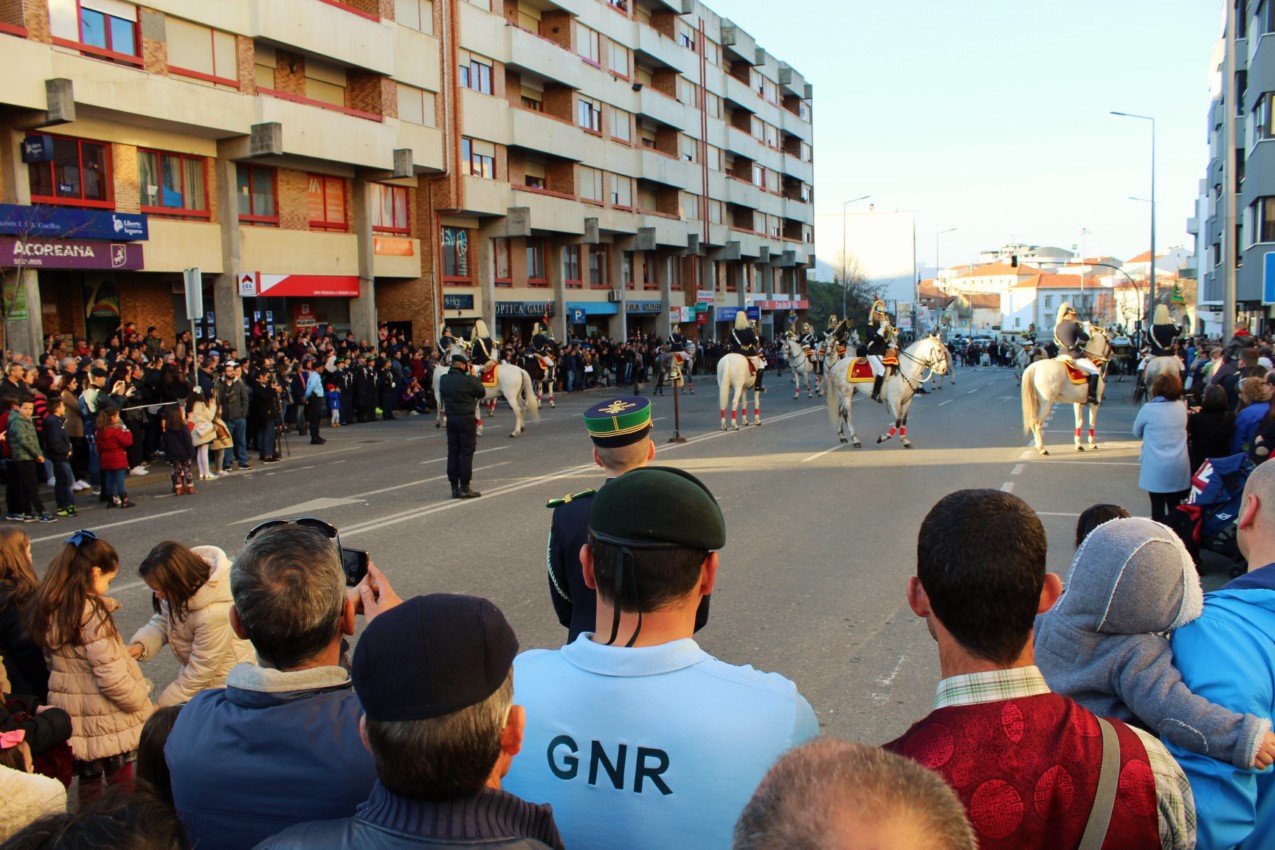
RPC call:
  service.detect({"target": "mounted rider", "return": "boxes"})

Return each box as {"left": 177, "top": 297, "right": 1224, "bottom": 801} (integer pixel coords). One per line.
{"left": 531, "top": 321, "right": 553, "bottom": 354}
{"left": 863, "top": 299, "right": 893, "bottom": 403}
{"left": 669, "top": 323, "right": 688, "bottom": 349}
{"left": 826, "top": 314, "right": 851, "bottom": 349}
{"left": 438, "top": 325, "right": 456, "bottom": 353}
{"left": 796, "top": 321, "right": 822, "bottom": 374}
{"left": 1053, "top": 301, "right": 1101, "bottom": 405}
{"left": 1148, "top": 303, "right": 1181, "bottom": 358}
{"left": 469, "top": 318, "right": 496, "bottom": 378}
{"left": 730, "top": 311, "right": 765, "bottom": 392}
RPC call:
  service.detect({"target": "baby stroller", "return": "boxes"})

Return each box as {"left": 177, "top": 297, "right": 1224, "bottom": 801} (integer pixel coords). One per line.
{"left": 1165, "top": 452, "right": 1252, "bottom": 579}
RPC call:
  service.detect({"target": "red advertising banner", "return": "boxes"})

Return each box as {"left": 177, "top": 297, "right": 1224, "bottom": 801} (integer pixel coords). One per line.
{"left": 256, "top": 274, "right": 360, "bottom": 298}
{"left": 0, "top": 237, "right": 143, "bottom": 270}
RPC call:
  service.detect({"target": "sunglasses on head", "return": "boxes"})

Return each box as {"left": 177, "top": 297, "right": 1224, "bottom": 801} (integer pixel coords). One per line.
{"left": 245, "top": 517, "right": 338, "bottom": 546}
{"left": 65, "top": 529, "right": 98, "bottom": 548}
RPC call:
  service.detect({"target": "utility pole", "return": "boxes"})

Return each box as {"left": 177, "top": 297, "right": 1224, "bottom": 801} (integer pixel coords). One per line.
{"left": 1224, "top": 1, "right": 1238, "bottom": 340}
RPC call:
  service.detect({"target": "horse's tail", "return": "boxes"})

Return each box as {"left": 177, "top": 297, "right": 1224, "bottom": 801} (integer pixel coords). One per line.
{"left": 1021, "top": 364, "right": 1039, "bottom": 435}
{"left": 825, "top": 368, "right": 840, "bottom": 429}
{"left": 521, "top": 369, "right": 540, "bottom": 421}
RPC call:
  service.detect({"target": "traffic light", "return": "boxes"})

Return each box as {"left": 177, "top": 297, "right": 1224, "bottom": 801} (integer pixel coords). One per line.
{"left": 1010, "top": 255, "right": 1019, "bottom": 268}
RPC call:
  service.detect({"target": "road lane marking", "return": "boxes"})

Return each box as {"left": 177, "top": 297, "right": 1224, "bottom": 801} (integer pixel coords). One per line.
{"left": 938, "top": 400, "right": 953, "bottom": 406}
{"left": 801, "top": 444, "right": 844, "bottom": 463}
{"left": 1011, "top": 464, "right": 1023, "bottom": 475}
{"left": 1001, "top": 482, "right": 1015, "bottom": 493}
{"left": 354, "top": 463, "right": 509, "bottom": 498}
{"left": 420, "top": 445, "right": 509, "bottom": 465}
{"left": 967, "top": 388, "right": 979, "bottom": 394}
{"left": 29, "top": 509, "right": 191, "bottom": 544}
{"left": 1024, "top": 460, "right": 1138, "bottom": 466}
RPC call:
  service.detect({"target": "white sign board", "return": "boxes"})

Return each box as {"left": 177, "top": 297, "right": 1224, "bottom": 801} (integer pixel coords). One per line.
{"left": 238, "top": 271, "right": 258, "bottom": 297}
{"left": 696, "top": 290, "right": 715, "bottom": 304}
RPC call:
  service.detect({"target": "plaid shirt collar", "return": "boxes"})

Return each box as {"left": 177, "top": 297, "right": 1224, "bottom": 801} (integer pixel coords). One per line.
{"left": 934, "top": 665, "right": 1052, "bottom": 710}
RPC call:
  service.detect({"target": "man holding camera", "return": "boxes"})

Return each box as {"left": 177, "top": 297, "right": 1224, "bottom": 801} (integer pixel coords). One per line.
{"left": 217, "top": 361, "right": 250, "bottom": 470}
{"left": 166, "top": 522, "right": 401, "bottom": 850}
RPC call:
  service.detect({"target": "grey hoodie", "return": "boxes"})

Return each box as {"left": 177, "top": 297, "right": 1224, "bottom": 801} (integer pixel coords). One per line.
{"left": 1036, "top": 516, "right": 1269, "bottom": 769}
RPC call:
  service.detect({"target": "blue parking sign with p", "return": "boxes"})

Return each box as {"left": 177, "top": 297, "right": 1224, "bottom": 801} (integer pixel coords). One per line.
{"left": 1265, "top": 252, "right": 1275, "bottom": 305}
{"left": 572, "top": 309, "right": 586, "bottom": 325}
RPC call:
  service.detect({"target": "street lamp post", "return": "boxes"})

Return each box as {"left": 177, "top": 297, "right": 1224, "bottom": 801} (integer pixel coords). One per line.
{"left": 1111, "top": 111, "right": 1156, "bottom": 324}
{"left": 841, "top": 195, "right": 871, "bottom": 318}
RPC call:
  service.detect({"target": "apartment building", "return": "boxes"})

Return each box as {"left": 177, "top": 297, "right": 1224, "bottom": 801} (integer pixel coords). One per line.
{"left": 0, "top": 0, "right": 814, "bottom": 353}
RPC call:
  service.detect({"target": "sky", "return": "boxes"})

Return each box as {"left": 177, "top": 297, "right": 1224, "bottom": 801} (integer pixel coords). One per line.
{"left": 711, "top": 0, "right": 1223, "bottom": 273}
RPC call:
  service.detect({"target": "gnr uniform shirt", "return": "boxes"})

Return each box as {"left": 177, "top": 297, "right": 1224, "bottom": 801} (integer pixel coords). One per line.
{"left": 503, "top": 634, "right": 819, "bottom": 850}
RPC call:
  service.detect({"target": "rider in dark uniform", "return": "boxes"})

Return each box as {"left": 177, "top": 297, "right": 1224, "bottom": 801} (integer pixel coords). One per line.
{"left": 1024, "top": 323, "right": 1037, "bottom": 344}
{"left": 438, "top": 325, "right": 455, "bottom": 354}
{"left": 469, "top": 319, "right": 495, "bottom": 373}
{"left": 531, "top": 321, "right": 551, "bottom": 354}
{"left": 1054, "top": 302, "right": 1101, "bottom": 406}
{"left": 730, "top": 311, "right": 764, "bottom": 392}
{"left": 1148, "top": 304, "right": 1181, "bottom": 357}
{"left": 670, "top": 324, "right": 687, "bottom": 348}
{"left": 864, "top": 300, "right": 891, "bottom": 403}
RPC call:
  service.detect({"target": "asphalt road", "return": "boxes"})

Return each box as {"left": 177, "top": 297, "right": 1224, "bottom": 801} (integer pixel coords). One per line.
{"left": 29, "top": 362, "right": 1219, "bottom": 746}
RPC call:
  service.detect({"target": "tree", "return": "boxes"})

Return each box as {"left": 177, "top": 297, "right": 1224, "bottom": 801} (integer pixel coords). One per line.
{"left": 810, "top": 253, "right": 886, "bottom": 332}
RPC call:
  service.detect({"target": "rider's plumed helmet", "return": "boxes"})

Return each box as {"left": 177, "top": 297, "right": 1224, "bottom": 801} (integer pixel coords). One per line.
{"left": 474, "top": 319, "right": 490, "bottom": 339}
{"left": 734, "top": 311, "right": 750, "bottom": 331}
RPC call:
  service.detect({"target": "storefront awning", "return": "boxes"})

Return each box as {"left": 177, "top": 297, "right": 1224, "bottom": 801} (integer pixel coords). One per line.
{"left": 245, "top": 274, "right": 361, "bottom": 298}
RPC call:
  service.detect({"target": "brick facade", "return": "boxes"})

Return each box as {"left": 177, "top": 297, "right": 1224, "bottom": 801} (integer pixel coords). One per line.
{"left": 347, "top": 69, "right": 389, "bottom": 117}
{"left": 118, "top": 274, "right": 178, "bottom": 347}
{"left": 113, "top": 144, "right": 141, "bottom": 215}
{"left": 139, "top": 9, "right": 167, "bottom": 75}
{"left": 277, "top": 168, "right": 311, "bottom": 231}
{"left": 273, "top": 50, "right": 306, "bottom": 96}
{"left": 236, "top": 36, "right": 256, "bottom": 94}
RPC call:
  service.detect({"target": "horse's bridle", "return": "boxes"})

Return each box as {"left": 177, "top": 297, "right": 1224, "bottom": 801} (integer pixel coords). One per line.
{"left": 898, "top": 342, "right": 948, "bottom": 391}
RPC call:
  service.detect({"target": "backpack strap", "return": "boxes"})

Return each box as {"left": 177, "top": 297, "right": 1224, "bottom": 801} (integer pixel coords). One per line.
{"left": 1077, "top": 716, "right": 1122, "bottom": 850}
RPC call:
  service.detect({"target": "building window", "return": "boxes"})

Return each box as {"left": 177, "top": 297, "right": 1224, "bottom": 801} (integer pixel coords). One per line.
{"left": 669, "top": 256, "right": 682, "bottom": 291}
{"left": 611, "top": 175, "right": 632, "bottom": 208}
{"left": 578, "top": 97, "right": 602, "bottom": 133}
{"left": 682, "top": 192, "right": 700, "bottom": 221}
{"left": 576, "top": 23, "right": 600, "bottom": 65}
{"left": 607, "top": 0, "right": 627, "bottom": 12}
{"left": 166, "top": 17, "right": 238, "bottom": 86}
{"left": 589, "top": 245, "right": 609, "bottom": 289}
{"left": 493, "top": 237, "right": 512, "bottom": 286}
{"left": 442, "top": 226, "right": 472, "bottom": 284}
{"left": 461, "top": 138, "right": 495, "bottom": 179}
{"left": 608, "top": 39, "right": 629, "bottom": 76}
{"left": 564, "top": 245, "right": 582, "bottom": 288}
{"left": 307, "top": 175, "right": 347, "bottom": 231}
{"left": 27, "top": 134, "right": 112, "bottom": 208}
{"left": 579, "top": 166, "right": 603, "bottom": 202}
{"left": 49, "top": 0, "right": 139, "bottom": 64}
{"left": 236, "top": 164, "right": 277, "bottom": 224}
{"left": 463, "top": 0, "right": 491, "bottom": 11}
{"left": 459, "top": 52, "right": 493, "bottom": 94}
{"left": 1256, "top": 92, "right": 1275, "bottom": 142}
{"left": 641, "top": 253, "right": 658, "bottom": 290}
{"left": 1044, "top": 295, "right": 1053, "bottom": 309}
{"left": 395, "top": 0, "right": 433, "bottom": 33}
{"left": 305, "top": 58, "right": 347, "bottom": 107}
{"left": 677, "top": 20, "right": 695, "bottom": 50}
{"left": 397, "top": 84, "right": 437, "bottom": 127}
{"left": 138, "top": 150, "right": 208, "bottom": 217}
{"left": 526, "top": 239, "right": 547, "bottom": 285}
{"left": 609, "top": 107, "right": 631, "bottom": 143}
{"left": 751, "top": 162, "right": 765, "bottom": 189}
{"left": 1255, "top": 197, "right": 1275, "bottom": 243}
{"left": 372, "top": 184, "right": 409, "bottom": 234}
{"left": 521, "top": 94, "right": 542, "bottom": 111}
{"left": 622, "top": 252, "right": 633, "bottom": 290}
{"left": 703, "top": 39, "right": 719, "bottom": 67}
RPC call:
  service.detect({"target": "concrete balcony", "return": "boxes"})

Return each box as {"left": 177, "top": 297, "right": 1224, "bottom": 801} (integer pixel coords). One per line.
{"left": 255, "top": 95, "right": 395, "bottom": 169}
{"left": 725, "top": 124, "right": 755, "bottom": 158}
{"left": 510, "top": 108, "right": 585, "bottom": 161}
{"left": 394, "top": 120, "right": 445, "bottom": 172}
{"left": 782, "top": 153, "right": 814, "bottom": 183}
{"left": 638, "top": 149, "right": 691, "bottom": 187}
{"left": 461, "top": 89, "right": 510, "bottom": 145}
{"left": 637, "top": 86, "right": 693, "bottom": 129}
{"left": 707, "top": 223, "right": 731, "bottom": 247}
{"left": 723, "top": 74, "right": 757, "bottom": 111}
{"left": 726, "top": 177, "right": 762, "bottom": 209}
{"left": 144, "top": 220, "right": 223, "bottom": 274}
{"left": 373, "top": 238, "right": 422, "bottom": 278}
{"left": 730, "top": 229, "right": 762, "bottom": 258}
{"left": 514, "top": 188, "right": 587, "bottom": 235}
{"left": 782, "top": 197, "right": 813, "bottom": 222}
{"left": 636, "top": 25, "right": 687, "bottom": 73}
{"left": 720, "top": 20, "right": 758, "bottom": 66}
{"left": 49, "top": 49, "right": 251, "bottom": 136}
{"left": 394, "top": 26, "right": 442, "bottom": 92}
{"left": 252, "top": 0, "right": 394, "bottom": 76}
{"left": 507, "top": 25, "right": 583, "bottom": 90}
{"left": 461, "top": 176, "right": 512, "bottom": 216}
{"left": 641, "top": 214, "right": 690, "bottom": 247}
{"left": 240, "top": 228, "right": 359, "bottom": 276}
{"left": 779, "top": 108, "right": 812, "bottom": 143}
{"left": 459, "top": 0, "right": 510, "bottom": 63}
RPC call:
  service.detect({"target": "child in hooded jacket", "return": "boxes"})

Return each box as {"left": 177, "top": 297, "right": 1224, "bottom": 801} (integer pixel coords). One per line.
{"left": 1036, "top": 516, "right": 1275, "bottom": 770}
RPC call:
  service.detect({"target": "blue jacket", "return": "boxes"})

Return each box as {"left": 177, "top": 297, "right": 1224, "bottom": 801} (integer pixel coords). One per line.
{"left": 167, "top": 663, "right": 377, "bottom": 850}
{"left": 1167, "top": 564, "right": 1275, "bottom": 850}
{"left": 1232, "top": 401, "right": 1271, "bottom": 454}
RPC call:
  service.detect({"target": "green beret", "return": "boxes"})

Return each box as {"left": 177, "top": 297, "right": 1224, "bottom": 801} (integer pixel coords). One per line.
{"left": 590, "top": 467, "right": 725, "bottom": 550}
{"left": 583, "top": 397, "right": 652, "bottom": 447}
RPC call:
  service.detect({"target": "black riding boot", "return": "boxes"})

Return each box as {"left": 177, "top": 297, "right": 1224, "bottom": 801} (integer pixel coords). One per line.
{"left": 450, "top": 482, "right": 461, "bottom": 499}
{"left": 1086, "top": 374, "right": 1100, "bottom": 406}
{"left": 871, "top": 375, "right": 884, "bottom": 403}
{"left": 755, "top": 369, "right": 764, "bottom": 393}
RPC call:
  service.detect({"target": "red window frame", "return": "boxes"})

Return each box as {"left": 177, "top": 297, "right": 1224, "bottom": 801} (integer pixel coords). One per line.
{"left": 670, "top": 255, "right": 683, "bottom": 291}
{"left": 589, "top": 245, "right": 609, "bottom": 290}
{"left": 442, "top": 226, "right": 473, "bottom": 285}
{"left": 27, "top": 134, "right": 113, "bottom": 209}
{"left": 137, "top": 149, "right": 210, "bottom": 218}
{"left": 372, "top": 184, "right": 410, "bottom": 235}
{"left": 493, "top": 237, "right": 512, "bottom": 287}
{"left": 640, "top": 253, "right": 658, "bottom": 291}
{"left": 307, "top": 174, "right": 348, "bottom": 232}
{"left": 526, "top": 238, "right": 548, "bottom": 287}
{"left": 236, "top": 164, "right": 279, "bottom": 226}
{"left": 461, "top": 138, "right": 495, "bottom": 179}
{"left": 52, "top": 0, "right": 142, "bottom": 67}
{"left": 563, "top": 245, "right": 582, "bottom": 289}
{"left": 168, "top": 25, "right": 240, "bottom": 88}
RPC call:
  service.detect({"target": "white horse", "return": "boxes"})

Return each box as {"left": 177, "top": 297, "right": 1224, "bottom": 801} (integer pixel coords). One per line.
{"left": 433, "top": 347, "right": 541, "bottom": 437}
{"left": 1142, "top": 355, "right": 1184, "bottom": 400}
{"left": 718, "top": 352, "right": 764, "bottom": 430}
{"left": 823, "top": 336, "right": 950, "bottom": 447}
{"left": 781, "top": 336, "right": 821, "bottom": 399}
{"left": 928, "top": 339, "right": 956, "bottom": 391}
{"left": 1014, "top": 343, "right": 1048, "bottom": 385}
{"left": 1021, "top": 330, "right": 1113, "bottom": 455}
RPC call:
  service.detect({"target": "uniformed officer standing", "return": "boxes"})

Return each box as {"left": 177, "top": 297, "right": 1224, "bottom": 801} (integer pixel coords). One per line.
{"left": 438, "top": 351, "right": 486, "bottom": 499}
{"left": 545, "top": 397, "right": 709, "bottom": 642}
{"left": 505, "top": 468, "right": 819, "bottom": 850}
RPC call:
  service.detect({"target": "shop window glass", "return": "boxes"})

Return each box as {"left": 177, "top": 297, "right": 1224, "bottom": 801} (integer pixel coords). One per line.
{"left": 27, "top": 134, "right": 113, "bottom": 207}
{"left": 138, "top": 150, "right": 208, "bottom": 216}
{"left": 442, "top": 226, "right": 472, "bottom": 283}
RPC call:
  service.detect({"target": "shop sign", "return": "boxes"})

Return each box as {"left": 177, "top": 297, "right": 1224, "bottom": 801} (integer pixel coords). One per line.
{"left": 716, "top": 306, "right": 760, "bottom": 322}
{"left": 20, "top": 136, "right": 53, "bottom": 163}
{"left": 494, "top": 302, "right": 554, "bottom": 317}
{"left": 669, "top": 306, "right": 694, "bottom": 322}
{"left": 256, "top": 274, "right": 361, "bottom": 298}
{"left": 695, "top": 311, "right": 708, "bottom": 325}
{"left": 373, "top": 237, "right": 414, "bottom": 257}
{"left": 572, "top": 308, "right": 586, "bottom": 325}
{"left": 696, "top": 289, "right": 715, "bottom": 304}
{"left": 238, "top": 272, "right": 258, "bottom": 297}
{"left": 0, "top": 203, "right": 148, "bottom": 241}
{"left": 755, "top": 299, "right": 810, "bottom": 311}
{"left": 1, "top": 277, "right": 29, "bottom": 321}
{"left": 443, "top": 293, "right": 474, "bottom": 310}
{"left": 0, "top": 237, "right": 143, "bottom": 270}
{"left": 625, "top": 301, "right": 663, "bottom": 314}
{"left": 294, "top": 302, "right": 317, "bottom": 329}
